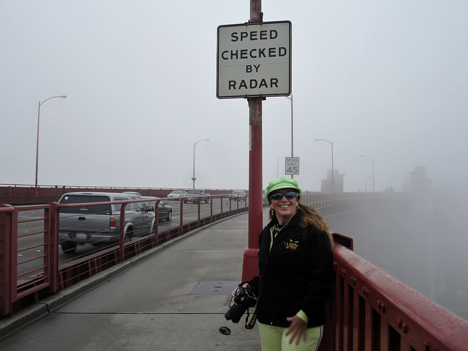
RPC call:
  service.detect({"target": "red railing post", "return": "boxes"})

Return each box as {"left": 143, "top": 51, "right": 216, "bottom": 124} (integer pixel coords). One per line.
{"left": 179, "top": 199, "right": 184, "bottom": 237}
{"left": 49, "top": 202, "right": 60, "bottom": 293}
{"left": 154, "top": 200, "right": 160, "bottom": 242}
{"left": 119, "top": 204, "right": 127, "bottom": 262}
{"left": 0, "top": 205, "right": 14, "bottom": 316}
{"left": 210, "top": 196, "right": 213, "bottom": 219}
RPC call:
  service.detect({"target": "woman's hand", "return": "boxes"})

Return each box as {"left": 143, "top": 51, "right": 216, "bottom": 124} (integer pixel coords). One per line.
{"left": 285, "top": 315, "right": 308, "bottom": 345}
{"left": 231, "top": 283, "right": 251, "bottom": 298}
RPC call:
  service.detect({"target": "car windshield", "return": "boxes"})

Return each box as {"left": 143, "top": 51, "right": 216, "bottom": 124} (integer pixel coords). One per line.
{"left": 173, "top": 190, "right": 184, "bottom": 194}
{"left": 188, "top": 190, "right": 200, "bottom": 194}
{"left": 232, "top": 191, "right": 243, "bottom": 194}
{"left": 59, "top": 195, "right": 112, "bottom": 215}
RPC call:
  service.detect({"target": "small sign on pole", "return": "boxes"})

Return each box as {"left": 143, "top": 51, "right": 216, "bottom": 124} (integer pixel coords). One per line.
{"left": 217, "top": 21, "right": 292, "bottom": 99}
{"left": 285, "top": 157, "right": 299, "bottom": 175}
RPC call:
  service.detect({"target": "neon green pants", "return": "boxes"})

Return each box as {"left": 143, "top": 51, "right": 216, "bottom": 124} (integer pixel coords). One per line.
{"left": 258, "top": 323, "right": 323, "bottom": 351}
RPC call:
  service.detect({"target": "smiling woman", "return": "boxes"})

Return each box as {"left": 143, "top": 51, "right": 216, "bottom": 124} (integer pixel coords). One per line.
{"left": 233, "top": 177, "right": 334, "bottom": 350}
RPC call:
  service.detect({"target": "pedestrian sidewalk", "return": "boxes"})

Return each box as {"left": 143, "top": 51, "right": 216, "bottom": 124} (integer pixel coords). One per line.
{"left": 0, "top": 211, "right": 265, "bottom": 351}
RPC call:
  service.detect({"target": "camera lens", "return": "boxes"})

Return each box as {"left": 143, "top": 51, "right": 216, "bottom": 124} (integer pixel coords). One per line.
{"left": 224, "top": 303, "right": 247, "bottom": 323}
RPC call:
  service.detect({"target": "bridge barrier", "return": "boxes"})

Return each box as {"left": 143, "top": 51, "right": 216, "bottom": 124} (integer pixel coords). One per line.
{"left": 325, "top": 233, "right": 468, "bottom": 351}
{"left": 0, "top": 184, "right": 238, "bottom": 204}
{"left": 0, "top": 194, "right": 247, "bottom": 317}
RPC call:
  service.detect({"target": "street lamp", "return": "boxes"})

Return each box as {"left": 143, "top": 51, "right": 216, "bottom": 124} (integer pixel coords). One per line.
{"left": 365, "top": 176, "right": 371, "bottom": 192}
{"left": 315, "top": 139, "right": 334, "bottom": 193}
{"left": 277, "top": 156, "right": 284, "bottom": 178}
{"left": 285, "top": 94, "right": 294, "bottom": 178}
{"left": 361, "top": 155, "right": 374, "bottom": 192}
{"left": 35, "top": 95, "right": 67, "bottom": 196}
{"left": 192, "top": 139, "right": 209, "bottom": 189}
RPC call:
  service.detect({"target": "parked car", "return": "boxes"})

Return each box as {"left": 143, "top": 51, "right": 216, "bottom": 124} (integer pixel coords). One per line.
{"left": 167, "top": 189, "right": 187, "bottom": 199}
{"left": 142, "top": 196, "right": 172, "bottom": 222}
{"left": 58, "top": 192, "right": 155, "bottom": 253}
{"left": 230, "top": 190, "right": 246, "bottom": 201}
{"left": 184, "top": 189, "right": 210, "bottom": 204}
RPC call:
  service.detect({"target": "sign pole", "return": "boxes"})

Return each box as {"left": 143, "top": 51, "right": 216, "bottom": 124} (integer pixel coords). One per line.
{"left": 242, "top": 0, "right": 263, "bottom": 282}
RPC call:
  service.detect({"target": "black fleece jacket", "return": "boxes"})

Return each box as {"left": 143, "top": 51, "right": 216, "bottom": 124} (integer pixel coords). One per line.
{"left": 248, "top": 211, "right": 333, "bottom": 328}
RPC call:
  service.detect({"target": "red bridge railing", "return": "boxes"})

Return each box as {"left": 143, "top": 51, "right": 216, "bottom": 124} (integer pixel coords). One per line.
{"left": 322, "top": 233, "right": 468, "bottom": 351}
{"left": 0, "top": 195, "right": 247, "bottom": 317}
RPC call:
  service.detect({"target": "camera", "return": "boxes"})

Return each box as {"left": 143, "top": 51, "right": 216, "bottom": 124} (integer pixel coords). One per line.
{"left": 224, "top": 284, "right": 257, "bottom": 324}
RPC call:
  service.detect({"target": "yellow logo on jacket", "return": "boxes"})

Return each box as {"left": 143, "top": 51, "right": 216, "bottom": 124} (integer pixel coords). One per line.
{"left": 284, "top": 239, "right": 299, "bottom": 250}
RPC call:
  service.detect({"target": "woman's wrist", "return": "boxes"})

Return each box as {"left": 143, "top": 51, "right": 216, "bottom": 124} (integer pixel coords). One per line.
{"left": 296, "top": 310, "right": 308, "bottom": 323}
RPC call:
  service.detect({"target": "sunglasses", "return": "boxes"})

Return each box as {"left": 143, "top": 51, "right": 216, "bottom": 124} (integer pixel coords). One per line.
{"left": 270, "top": 191, "right": 299, "bottom": 201}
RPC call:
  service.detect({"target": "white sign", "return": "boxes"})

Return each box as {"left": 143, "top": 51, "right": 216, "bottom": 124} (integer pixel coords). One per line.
{"left": 285, "top": 157, "right": 299, "bottom": 175}
{"left": 217, "top": 21, "right": 292, "bottom": 99}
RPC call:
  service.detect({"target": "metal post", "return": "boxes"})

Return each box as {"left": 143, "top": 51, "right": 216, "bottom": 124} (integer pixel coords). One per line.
{"left": 361, "top": 155, "right": 375, "bottom": 192}
{"left": 286, "top": 95, "right": 294, "bottom": 178}
{"left": 192, "top": 139, "right": 209, "bottom": 189}
{"left": 0, "top": 205, "right": 14, "bottom": 316}
{"left": 243, "top": 0, "right": 263, "bottom": 282}
{"left": 34, "top": 95, "right": 67, "bottom": 196}
{"left": 34, "top": 101, "right": 41, "bottom": 196}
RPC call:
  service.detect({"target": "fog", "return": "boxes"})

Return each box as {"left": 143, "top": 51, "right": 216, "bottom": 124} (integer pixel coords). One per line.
{"left": 0, "top": 0, "right": 467, "bottom": 325}
{"left": 321, "top": 186, "right": 468, "bottom": 321}
{"left": 0, "top": 1, "right": 466, "bottom": 193}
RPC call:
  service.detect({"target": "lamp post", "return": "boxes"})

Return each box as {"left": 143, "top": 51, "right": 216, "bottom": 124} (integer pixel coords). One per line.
{"left": 192, "top": 139, "right": 209, "bottom": 189}
{"left": 361, "top": 155, "right": 374, "bottom": 192}
{"left": 35, "top": 95, "right": 67, "bottom": 196}
{"left": 315, "top": 139, "right": 334, "bottom": 193}
{"left": 277, "top": 156, "right": 284, "bottom": 178}
{"left": 365, "top": 176, "right": 371, "bottom": 192}
{"left": 285, "top": 94, "right": 294, "bottom": 178}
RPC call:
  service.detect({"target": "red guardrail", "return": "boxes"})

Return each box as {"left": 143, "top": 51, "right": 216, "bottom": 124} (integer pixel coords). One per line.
{"left": 321, "top": 233, "right": 468, "bottom": 351}
{"left": 0, "top": 195, "right": 247, "bottom": 316}
{"left": 0, "top": 185, "right": 240, "bottom": 204}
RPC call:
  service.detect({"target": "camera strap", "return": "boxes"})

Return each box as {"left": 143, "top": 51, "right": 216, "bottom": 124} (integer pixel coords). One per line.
{"left": 245, "top": 307, "right": 258, "bottom": 329}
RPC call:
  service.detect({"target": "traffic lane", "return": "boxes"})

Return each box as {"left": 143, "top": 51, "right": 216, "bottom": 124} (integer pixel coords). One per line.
{"left": 13, "top": 201, "right": 241, "bottom": 274}
{"left": 16, "top": 209, "right": 48, "bottom": 279}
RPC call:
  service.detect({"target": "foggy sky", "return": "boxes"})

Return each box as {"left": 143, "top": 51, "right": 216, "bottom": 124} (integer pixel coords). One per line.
{"left": 1, "top": 1, "right": 467, "bottom": 192}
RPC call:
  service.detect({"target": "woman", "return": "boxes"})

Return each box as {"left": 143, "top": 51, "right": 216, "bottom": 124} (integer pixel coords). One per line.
{"left": 235, "top": 177, "right": 334, "bottom": 351}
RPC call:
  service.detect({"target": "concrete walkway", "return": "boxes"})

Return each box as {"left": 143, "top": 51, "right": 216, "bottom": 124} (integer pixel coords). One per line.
{"left": 0, "top": 212, "right": 265, "bottom": 351}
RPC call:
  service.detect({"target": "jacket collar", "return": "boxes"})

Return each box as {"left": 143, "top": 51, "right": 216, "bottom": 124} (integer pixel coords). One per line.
{"left": 268, "top": 210, "right": 303, "bottom": 230}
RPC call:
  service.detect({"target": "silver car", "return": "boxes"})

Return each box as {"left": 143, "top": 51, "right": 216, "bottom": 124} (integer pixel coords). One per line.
{"left": 142, "top": 196, "right": 172, "bottom": 222}
{"left": 58, "top": 192, "right": 156, "bottom": 253}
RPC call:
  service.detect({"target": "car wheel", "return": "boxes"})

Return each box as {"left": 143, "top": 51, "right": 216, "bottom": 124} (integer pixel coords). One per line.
{"left": 61, "top": 241, "right": 77, "bottom": 254}
{"left": 124, "top": 229, "right": 133, "bottom": 242}
{"left": 166, "top": 210, "right": 172, "bottom": 222}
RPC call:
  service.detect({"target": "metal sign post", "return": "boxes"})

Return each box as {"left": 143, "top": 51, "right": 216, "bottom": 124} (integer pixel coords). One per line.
{"left": 217, "top": 0, "right": 292, "bottom": 281}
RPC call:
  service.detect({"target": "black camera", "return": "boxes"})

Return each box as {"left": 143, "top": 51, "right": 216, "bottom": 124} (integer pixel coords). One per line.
{"left": 224, "top": 284, "right": 257, "bottom": 324}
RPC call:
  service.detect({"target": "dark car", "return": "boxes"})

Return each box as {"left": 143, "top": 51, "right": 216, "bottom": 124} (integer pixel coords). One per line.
{"left": 142, "top": 196, "right": 172, "bottom": 222}
{"left": 230, "top": 190, "right": 246, "bottom": 201}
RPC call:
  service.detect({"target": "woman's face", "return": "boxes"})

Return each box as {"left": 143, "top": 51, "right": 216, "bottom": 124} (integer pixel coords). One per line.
{"left": 269, "top": 188, "right": 299, "bottom": 224}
